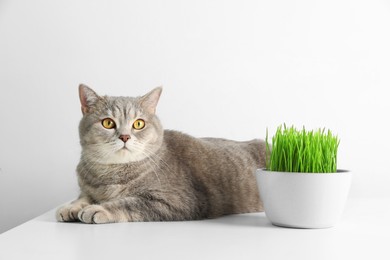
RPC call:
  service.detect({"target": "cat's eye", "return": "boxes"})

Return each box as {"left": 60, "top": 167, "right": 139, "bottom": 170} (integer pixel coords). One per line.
{"left": 133, "top": 119, "right": 145, "bottom": 130}
{"left": 102, "top": 118, "right": 116, "bottom": 129}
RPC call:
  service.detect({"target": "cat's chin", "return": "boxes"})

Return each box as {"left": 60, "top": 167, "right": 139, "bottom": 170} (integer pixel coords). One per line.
{"left": 101, "top": 148, "right": 147, "bottom": 164}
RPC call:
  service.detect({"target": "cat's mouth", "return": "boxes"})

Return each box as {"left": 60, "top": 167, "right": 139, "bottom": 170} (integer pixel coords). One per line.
{"left": 116, "top": 146, "right": 131, "bottom": 156}
{"left": 121, "top": 146, "right": 130, "bottom": 151}
{"left": 119, "top": 143, "right": 134, "bottom": 152}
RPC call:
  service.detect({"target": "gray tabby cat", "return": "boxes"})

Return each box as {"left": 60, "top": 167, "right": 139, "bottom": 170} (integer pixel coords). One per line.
{"left": 56, "top": 85, "right": 266, "bottom": 224}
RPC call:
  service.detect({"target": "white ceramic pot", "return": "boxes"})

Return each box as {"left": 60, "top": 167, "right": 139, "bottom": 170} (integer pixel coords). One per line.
{"left": 256, "top": 169, "right": 352, "bottom": 229}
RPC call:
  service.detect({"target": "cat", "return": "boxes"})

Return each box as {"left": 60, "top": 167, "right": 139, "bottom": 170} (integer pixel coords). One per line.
{"left": 56, "top": 84, "right": 266, "bottom": 224}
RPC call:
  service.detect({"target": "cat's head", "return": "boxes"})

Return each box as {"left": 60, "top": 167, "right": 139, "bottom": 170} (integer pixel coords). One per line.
{"left": 78, "top": 84, "right": 164, "bottom": 164}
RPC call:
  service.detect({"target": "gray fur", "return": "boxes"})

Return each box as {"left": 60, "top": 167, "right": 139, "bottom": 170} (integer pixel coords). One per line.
{"left": 56, "top": 85, "right": 265, "bottom": 224}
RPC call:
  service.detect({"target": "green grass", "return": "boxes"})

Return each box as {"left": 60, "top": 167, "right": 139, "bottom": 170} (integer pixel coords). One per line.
{"left": 265, "top": 124, "right": 340, "bottom": 173}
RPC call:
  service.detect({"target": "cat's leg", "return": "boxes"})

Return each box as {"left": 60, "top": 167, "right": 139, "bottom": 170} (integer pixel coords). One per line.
{"left": 77, "top": 198, "right": 145, "bottom": 224}
{"left": 56, "top": 196, "right": 92, "bottom": 222}
{"left": 77, "top": 204, "right": 122, "bottom": 224}
{"left": 78, "top": 195, "right": 190, "bottom": 224}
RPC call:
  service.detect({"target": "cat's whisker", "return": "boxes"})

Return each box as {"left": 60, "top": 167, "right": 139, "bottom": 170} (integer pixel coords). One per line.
{"left": 129, "top": 144, "right": 163, "bottom": 186}
{"left": 79, "top": 145, "right": 119, "bottom": 174}
{"left": 139, "top": 143, "right": 174, "bottom": 171}
{"left": 133, "top": 141, "right": 175, "bottom": 183}
{"left": 131, "top": 142, "right": 170, "bottom": 173}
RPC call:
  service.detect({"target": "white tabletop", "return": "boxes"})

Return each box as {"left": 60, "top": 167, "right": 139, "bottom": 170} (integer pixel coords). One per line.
{"left": 0, "top": 198, "right": 389, "bottom": 260}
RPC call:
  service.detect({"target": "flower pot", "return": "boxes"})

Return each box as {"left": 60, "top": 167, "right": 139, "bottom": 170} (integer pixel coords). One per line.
{"left": 255, "top": 169, "right": 352, "bottom": 229}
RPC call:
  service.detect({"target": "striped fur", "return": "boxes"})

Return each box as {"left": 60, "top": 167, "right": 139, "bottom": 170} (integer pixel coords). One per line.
{"left": 56, "top": 85, "right": 266, "bottom": 224}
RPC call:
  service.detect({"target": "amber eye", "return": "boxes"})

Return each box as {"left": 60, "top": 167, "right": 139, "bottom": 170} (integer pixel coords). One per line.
{"left": 133, "top": 119, "right": 145, "bottom": 130}
{"left": 102, "top": 118, "right": 116, "bottom": 129}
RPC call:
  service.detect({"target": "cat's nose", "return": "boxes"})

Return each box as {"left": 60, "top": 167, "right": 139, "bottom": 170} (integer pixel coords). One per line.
{"left": 119, "top": 135, "right": 131, "bottom": 143}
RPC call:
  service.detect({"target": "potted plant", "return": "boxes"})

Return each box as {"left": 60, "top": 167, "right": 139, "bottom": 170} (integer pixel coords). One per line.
{"left": 256, "top": 124, "right": 352, "bottom": 229}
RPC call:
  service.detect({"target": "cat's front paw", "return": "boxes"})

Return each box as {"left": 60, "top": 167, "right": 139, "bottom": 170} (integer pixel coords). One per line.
{"left": 56, "top": 204, "right": 84, "bottom": 222}
{"left": 78, "top": 205, "right": 114, "bottom": 224}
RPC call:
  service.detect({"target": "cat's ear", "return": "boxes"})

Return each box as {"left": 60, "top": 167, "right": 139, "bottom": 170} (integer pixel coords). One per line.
{"left": 79, "top": 84, "right": 100, "bottom": 115}
{"left": 140, "top": 87, "right": 162, "bottom": 114}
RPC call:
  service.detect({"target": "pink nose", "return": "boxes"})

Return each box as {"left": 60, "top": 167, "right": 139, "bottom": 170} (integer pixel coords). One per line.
{"left": 119, "top": 135, "right": 130, "bottom": 143}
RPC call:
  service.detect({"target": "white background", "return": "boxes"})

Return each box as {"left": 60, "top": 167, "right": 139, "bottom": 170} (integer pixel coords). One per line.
{"left": 0, "top": 0, "right": 389, "bottom": 233}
